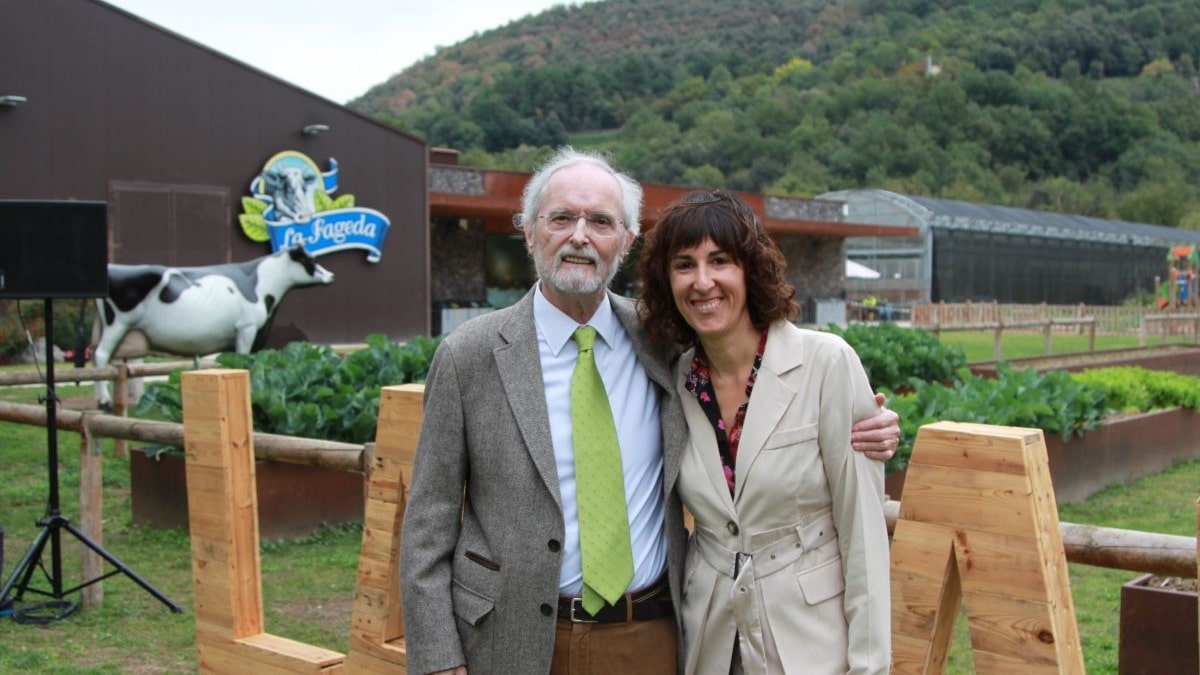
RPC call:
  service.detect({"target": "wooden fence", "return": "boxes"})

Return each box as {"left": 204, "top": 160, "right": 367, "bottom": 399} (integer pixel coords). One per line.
{"left": 912, "top": 302, "right": 1200, "bottom": 355}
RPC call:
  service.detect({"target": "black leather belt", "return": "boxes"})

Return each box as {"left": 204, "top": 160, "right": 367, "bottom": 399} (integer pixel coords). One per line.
{"left": 557, "top": 578, "right": 673, "bottom": 624}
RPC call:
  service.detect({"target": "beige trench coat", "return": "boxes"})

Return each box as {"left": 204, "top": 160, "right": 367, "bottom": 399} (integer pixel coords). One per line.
{"left": 676, "top": 321, "right": 891, "bottom": 675}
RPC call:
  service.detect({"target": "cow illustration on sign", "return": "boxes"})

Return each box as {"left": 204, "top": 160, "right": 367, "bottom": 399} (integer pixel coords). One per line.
{"left": 241, "top": 151, "right": 391, "bottom": 262}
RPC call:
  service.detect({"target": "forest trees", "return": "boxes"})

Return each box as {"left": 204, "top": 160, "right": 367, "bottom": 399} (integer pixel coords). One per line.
{"left": 362, "top": 0, "right": 1200, "bottom": 229}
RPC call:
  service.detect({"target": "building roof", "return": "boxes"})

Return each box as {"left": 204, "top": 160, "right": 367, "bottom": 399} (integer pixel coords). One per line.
{"left": 835, "top": 189, "right": 1200, "bottom": 248}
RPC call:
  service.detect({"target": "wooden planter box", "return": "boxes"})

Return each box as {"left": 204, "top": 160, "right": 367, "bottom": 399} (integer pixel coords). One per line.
{"left": 1119, "top": 573, "right": 1199, "bottom": 675}
{"left": 130, "top": 450, "right": 365, "bottom": 541}
{"left": 885, "top": 408, "right": 1200, "bottom": 504}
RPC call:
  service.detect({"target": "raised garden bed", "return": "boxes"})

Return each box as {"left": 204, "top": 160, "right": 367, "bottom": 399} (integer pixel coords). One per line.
{"left": 885, "top": 407, "right": 1200, "bottom": 504}
{"left": 1119, "top": 573, "right": 1198, "bottom": 675}
{"left": 968, "top": 344, "right": 1200, "bottom": 378}
{"left": 130, "top": 450, "right": 365, "bottom": 541}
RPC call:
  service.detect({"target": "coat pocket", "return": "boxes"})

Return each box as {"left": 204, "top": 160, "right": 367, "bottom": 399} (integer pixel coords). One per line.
{"left": 763, "top": 422, "right": 819, "bottom": 451}
{"left": 795, "top": 555, "right": 845, "bottom": 605}
{"left": 451, "top": 578, "right": 495, "bottom": 626}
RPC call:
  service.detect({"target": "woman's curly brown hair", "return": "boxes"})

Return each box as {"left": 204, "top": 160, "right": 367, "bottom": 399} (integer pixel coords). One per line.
{"left": 638, "top": 190, "right": 798, "bottom": 347}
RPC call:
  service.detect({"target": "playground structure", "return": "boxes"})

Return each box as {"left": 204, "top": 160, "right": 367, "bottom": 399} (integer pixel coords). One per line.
{"left": 1157, "top": 245, "right": 1199, "bottom": 310}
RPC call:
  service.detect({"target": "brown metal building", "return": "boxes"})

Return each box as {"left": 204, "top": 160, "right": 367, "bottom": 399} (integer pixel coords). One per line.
{"left": 1, "top": 0, "right": 430, "bottom": 346}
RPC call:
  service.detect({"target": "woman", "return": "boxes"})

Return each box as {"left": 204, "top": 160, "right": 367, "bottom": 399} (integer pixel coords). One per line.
{"left": 638, "top": 191, "right": 890, "bottom": 675}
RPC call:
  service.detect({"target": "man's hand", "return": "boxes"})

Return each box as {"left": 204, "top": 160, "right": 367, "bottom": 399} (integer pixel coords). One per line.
{"left": 850, "top": 393, "right": 901, "bottom": 461}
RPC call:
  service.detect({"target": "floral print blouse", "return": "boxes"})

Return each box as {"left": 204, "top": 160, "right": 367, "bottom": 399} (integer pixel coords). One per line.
{"left": 683, "top": 332, "right": 768, "bottom": 495}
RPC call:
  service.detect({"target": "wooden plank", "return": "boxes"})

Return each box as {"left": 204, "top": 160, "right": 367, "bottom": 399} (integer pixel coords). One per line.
{"left": 908, "top": 421, "right": 1040, "bottom": 475}
{"left": 343, "top": 385, "right": 421, "bottom": 674}
{"left": 183, "top": 370, "right": 265, "bottom": 652}
{"left": 897, "top": 465, "right": 1040, "bottom": 538}
{"left": 237, "top": 633, "right": 346, "bottom": 667}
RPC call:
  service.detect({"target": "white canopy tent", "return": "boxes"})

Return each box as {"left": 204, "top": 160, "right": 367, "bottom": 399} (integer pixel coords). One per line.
{"left": 846, "top": 259, "right": 882, "bottom": 279}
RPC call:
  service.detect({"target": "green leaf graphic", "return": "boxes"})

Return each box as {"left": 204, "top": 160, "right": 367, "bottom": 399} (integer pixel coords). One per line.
{"left": 332, "top": 194, "right": 356, "bottom": 209}
{"left": 239, "top": 213, "right": 269, "bottom": 242}
{"left": 241, "top": 196, "right": 268, "bottom": 216}
{"left": 314, "top": 190, "right": 334, "bottom": 212}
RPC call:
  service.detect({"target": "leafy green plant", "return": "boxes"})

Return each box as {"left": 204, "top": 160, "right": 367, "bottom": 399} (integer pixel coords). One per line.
{"left": 886, "top": 363, "right": 1111, "bottom": 473}
{"left": 829, "top": 322, "right": 968, "bottom": 391}
{"left": 1070, "top": 366, "right": 1200, "bottom": 413}
{"left": 134, "top": 334, "right": 442, "bottom": 449}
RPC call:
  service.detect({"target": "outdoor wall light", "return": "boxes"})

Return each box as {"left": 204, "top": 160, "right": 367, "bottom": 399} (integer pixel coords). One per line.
{"left": 302, "top": 123, "right": 330, "bottom": 136}
{"left": 0, "top": 95, "right": 28, "bottom": 107}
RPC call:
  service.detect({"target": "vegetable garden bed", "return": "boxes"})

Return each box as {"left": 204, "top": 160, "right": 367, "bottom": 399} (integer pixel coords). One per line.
{"left": 885, "top": 407, "right": 1200, "bottom": 504}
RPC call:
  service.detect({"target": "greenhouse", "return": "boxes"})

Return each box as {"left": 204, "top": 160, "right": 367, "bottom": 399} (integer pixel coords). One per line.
{"left": 821, "top": 188, "right": 1200, "bottom": 307}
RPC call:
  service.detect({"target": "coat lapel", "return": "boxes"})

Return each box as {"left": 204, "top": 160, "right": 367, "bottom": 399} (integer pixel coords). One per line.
{"left": 494, "top": 290, "right": 562, "bottom": 508}
{"left": 612, "top": 294, "right": 685, "bottom": 495}
{"left": 734, "top": 321, "right": 803, "bottom": 505}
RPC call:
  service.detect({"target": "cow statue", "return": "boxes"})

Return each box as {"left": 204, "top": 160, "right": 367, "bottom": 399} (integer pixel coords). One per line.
{"left": 93, "top": 245, "right": 334, "bottom": 409}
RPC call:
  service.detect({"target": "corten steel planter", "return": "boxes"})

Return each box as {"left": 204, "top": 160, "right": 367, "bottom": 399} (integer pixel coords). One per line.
{"left": 885, "top": 408, "right": 1200, "bottom": 504}
{"left": 968, "top": 344, "right": 1200, "bottom": 378}
{"left": 1118, "top": 573, "right": 1199, "bottom": 675}
{"left": 130, "top": 450, "right": 365, "bottom": 541}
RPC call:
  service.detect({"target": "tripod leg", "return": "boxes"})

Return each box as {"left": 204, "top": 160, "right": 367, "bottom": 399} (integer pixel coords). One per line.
{"left": 0, "top": 526, "right": 51, "bottom": 604}
{"left": 60, "top": 520, "right": 183, "bottom": 613}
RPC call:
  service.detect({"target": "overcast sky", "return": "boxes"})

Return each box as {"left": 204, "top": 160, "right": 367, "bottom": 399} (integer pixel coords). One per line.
{"left": 103, "top": 0, "right": 584, "bottom": 104}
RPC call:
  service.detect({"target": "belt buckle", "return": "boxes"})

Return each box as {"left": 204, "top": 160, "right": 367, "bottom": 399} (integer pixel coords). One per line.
{"left": 569, "top": 597, "right": 599, "bottom": 623}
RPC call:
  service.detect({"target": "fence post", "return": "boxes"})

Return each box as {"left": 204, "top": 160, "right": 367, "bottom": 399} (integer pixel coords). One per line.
{"left": 79, "top": 411, "right": 103, "bottom": 609}
{"left": 1044, "top": 319, "right": 1053, "bottom": 355}
{"left": 1139, "top": 315, "right": 1147, "bottom": 347}
{"left": 1088, "top": 319, "right": 1096, "bottom": 353}
{"left": 993, "top": 318, "right": 1003, "bottom": 361}
{"left": 113, "top": 364, "right": 129, "bottom": 459}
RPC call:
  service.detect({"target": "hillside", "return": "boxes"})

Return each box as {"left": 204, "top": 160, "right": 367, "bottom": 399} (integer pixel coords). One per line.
{"left": 349, "top": 0, "right": 1200, "bottom": 228}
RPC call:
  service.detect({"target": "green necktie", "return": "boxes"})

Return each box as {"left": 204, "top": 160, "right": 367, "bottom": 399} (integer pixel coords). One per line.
{"left": 571, "top": 325, "right": 634, "bottom": 614}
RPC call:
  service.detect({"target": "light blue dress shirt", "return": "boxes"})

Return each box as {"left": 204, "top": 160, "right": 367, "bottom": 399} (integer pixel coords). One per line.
{"left": 532, "top": 286, "right": 668, "bottom": 596}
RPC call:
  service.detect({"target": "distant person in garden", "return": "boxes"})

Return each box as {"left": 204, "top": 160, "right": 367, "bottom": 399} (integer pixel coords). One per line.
{"left": 399, "top": 147, "right": 900, "bottom": 675}
{"left": 637, "top": 190, "right": 892, "bottom": 674}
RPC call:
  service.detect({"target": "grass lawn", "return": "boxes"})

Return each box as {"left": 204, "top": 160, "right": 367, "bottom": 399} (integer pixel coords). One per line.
{"left": 0, "top": 378, "right": 1196, "bottom": 672}
{"left": 935, "top": 329, "right": 1196, "bottom": 363}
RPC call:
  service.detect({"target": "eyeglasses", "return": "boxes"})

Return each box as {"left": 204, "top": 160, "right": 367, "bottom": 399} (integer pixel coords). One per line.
{"left": 538, "top": 209, "right": 624, "bottom": 238}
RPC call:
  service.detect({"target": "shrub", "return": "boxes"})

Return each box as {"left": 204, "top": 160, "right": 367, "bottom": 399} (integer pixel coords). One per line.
{"left": 885, "top": 363, "right": 1111, "bottom": 474}
{"left": 134, "top": 333, "right": 443, "bottom": 448}
{"left": 827, "top": 322, "right": 968, "bottom": 391}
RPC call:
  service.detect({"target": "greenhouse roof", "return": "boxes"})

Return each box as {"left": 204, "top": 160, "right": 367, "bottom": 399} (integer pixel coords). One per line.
{"left": 905, "top": 195, "right": 1200, "bottom": 248}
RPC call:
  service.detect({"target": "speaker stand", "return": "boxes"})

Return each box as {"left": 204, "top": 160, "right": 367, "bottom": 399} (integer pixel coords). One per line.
{"left": 0, "top": 298, "right": 182, "bottom": 622}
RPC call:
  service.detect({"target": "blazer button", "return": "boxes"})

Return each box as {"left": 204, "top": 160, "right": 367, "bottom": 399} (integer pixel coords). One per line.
{"left": 540, "top": 603, "right": 553, "bottom": 616}
{"left": 548, "top": 539, "right": 561, "bottom": 552}
{"left": 726, "top": 521, "right": 739, "bottom": 536}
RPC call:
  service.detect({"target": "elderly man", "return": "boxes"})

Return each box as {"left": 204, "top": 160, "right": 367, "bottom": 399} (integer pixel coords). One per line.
{"left": 400, "top": 147, "right": 899, "bottom": 675}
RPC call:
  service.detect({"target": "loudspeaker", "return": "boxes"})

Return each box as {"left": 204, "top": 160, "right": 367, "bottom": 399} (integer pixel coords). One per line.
{"left": 0, "top": 200, "right": 109, "bottom": 299}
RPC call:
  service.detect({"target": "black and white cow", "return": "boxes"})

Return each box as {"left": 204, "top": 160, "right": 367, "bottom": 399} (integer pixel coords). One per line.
{"left": 93, "top": 246, "right": 334, "bottom": 409}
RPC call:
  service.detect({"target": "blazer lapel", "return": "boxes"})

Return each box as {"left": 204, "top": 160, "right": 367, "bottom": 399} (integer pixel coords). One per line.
{"left": 734, "top": 322, "right": 803, "bottom": 505}
{"left": 495, "top": 290, "right": 562, "bottom": 508}
{"left": 612, "top": 294, "right": 686, "bottom": 496}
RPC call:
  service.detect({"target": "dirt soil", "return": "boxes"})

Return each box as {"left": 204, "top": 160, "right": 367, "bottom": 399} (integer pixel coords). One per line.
{"left": 1145, "top": 576, "right": 1199, "bottom": 593}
